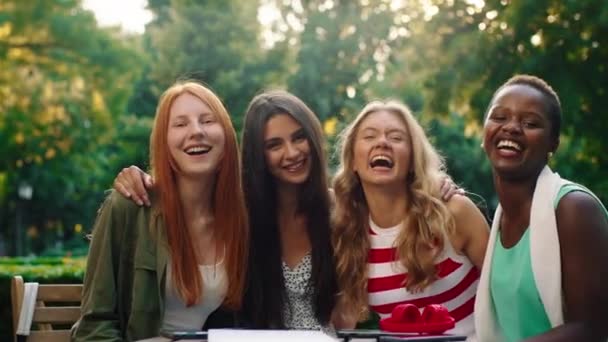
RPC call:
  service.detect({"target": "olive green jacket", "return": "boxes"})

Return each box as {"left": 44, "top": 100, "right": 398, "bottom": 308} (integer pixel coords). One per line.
{"left": 71, "top": 191, "right": 169, "bottom": 341}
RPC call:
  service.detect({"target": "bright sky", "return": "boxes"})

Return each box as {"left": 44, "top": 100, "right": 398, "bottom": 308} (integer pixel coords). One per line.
{"left": 82, "top": 0, "right": 153, "bottom": 34}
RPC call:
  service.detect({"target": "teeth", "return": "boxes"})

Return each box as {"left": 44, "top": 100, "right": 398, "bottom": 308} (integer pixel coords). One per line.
{"left": 185, "top": 146, "right": 210, "bottom": 153}
{"left": 370, "top": 154, "right": 394, "bottom": 168}
{"left": 371, "top": 155, "right": 392, "bottom": 163}
{"left": 285, "top": 159, "right": 304, "bottom": 171}
{"left": 497, "top": 140, "right": 522, "bottom": 151}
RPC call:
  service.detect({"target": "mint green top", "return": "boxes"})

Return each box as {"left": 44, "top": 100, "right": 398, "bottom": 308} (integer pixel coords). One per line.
{"left": 489, "top": 183, "right": 595, "bottom": 342}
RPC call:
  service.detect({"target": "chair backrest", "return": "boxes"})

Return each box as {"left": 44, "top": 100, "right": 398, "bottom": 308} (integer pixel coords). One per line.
{"left": 11, "top": 276, "right": 83, "bottom": 342}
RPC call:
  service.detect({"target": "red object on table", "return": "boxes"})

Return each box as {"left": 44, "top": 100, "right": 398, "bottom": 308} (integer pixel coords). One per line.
{"left": 379, "top": 304, "right": 455, "bottom": 334}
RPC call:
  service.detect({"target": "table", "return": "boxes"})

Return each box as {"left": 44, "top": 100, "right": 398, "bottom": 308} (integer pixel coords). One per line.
{"left": 337, "top": 329, "right": 466, "bottom": 342}
{"left": 139, "top": 329, "right": 467, "bottom": 341}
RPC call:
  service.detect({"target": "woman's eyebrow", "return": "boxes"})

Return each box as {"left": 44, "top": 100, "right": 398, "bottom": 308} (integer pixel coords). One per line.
{"left": 291, "top": 128, "right": 306, "bottom": 138}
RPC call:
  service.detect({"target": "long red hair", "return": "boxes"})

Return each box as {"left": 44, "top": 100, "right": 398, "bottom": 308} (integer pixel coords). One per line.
{"left": 150, "top": 81, "right": 248, "bottom": 308}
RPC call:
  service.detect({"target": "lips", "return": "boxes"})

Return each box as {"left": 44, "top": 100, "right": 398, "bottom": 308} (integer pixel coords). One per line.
{"left": 496, "top": 139, "right": 522, "bottom": 151}
{"left": 282, "top": 157, "right": 306, "bottom": 172}
{"left": 494, "top": 138, "right": 524, "bottom": 157}
{"left": 184, "top": 145, "right": 211, "bottom": 155}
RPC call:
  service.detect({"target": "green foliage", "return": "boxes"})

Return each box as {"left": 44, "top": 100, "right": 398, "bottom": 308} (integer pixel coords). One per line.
{"left": 128, "top": 0, "right": 287, "bottom": 133}
{"left": 420, "top": 0, "right": 608, "bottom": 202}
{"left": 0, "top": 257, "right": 85, "bottom": 341}
{"left": 0, "top": 1, "right": 144, "bottom": 255}
{"left": 1, "top": 0, "right": 606, "bottom": 258}
{"left": 284, "top": 0, "right": 412, "bottom": 119}
{"left": 427, "top": 114, "right": 496, "bottom": 217}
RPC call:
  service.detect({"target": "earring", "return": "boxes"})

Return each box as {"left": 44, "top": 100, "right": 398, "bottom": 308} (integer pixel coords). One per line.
{"left": 548, "top": 152, "right": 554, "bottom": 159}
{"left": 480, "top": 142, "right": 484, "bottom": 148}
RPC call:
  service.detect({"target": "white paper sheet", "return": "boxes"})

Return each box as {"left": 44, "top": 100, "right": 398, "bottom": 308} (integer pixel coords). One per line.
{"left": 208, "top": 329, "right": 338, "bottom": 342}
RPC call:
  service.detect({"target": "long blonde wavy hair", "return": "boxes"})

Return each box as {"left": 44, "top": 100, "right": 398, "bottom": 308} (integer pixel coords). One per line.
{"left": 332, "top": 101, "right": 455, "bottom": 320}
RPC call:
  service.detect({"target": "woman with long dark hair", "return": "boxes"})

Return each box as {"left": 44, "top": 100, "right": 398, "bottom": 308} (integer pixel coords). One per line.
{"left": 239, "top": 91, "right": 337, "bottom": 329}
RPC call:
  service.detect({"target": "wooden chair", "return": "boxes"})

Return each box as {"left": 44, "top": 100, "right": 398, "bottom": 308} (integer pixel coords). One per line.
{"left": 11, "top": 276, "right": 83, "bottom": 342}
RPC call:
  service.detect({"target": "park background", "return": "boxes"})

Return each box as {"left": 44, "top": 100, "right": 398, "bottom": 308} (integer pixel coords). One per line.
{"left": 0, "top": 0, "right": 606, "bottom": 339}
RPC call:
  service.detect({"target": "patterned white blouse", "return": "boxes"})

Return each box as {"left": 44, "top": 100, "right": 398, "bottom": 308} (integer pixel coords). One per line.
{"left": 282, "top": 253, "right": 323, "bottom": 329}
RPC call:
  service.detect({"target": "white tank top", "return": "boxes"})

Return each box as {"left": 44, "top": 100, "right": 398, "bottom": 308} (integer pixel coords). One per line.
{"left": 162, "top": 260, "right": 227, "bottom": 330}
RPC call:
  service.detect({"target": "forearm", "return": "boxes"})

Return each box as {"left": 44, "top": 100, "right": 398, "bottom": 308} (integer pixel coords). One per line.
{"left": 71, "top": 315, "right": 122, "bottom": 342}
{"left": 331, "top": 310, "right": 357, "bottom": 330}
{"left": 524, "top": 321, "right": 607, "bottom": 342}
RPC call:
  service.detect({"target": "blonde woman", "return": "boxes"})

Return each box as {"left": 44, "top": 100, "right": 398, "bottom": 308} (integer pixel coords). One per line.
{"left": 332, "top": 101, "right": 489, "bottom": 337}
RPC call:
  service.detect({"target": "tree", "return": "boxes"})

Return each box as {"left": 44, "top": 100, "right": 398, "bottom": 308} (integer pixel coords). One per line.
{"left": 127, "top": 0, "right": 288, "bottom": 134}
{"left": 0, "top": 0, "right": 142, "bottom": 255}
{"left": 419, "top": 0, "right": 608, "bottom": 201}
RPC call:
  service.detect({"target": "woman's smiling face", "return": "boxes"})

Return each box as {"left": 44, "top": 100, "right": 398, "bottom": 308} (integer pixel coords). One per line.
{"left": 263, "top": 113, "right": 312, "bottom": 186}
{"left": 352, "top": 110, "right": 412, "bottom": 187}
{"left": 166, "top": 93, "right": 226, "bottom": 179}
{"left": 483, "top": 84, "right": 557, "bottom": 179}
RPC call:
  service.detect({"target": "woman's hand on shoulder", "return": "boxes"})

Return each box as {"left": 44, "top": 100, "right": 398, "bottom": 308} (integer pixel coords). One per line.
{"left": 113, "top": 165, "right": 155, "bottom": 206}
{"left": 439, "top": 176, "right": 466, "bottom": 202}
{"left": 446, "top": 194, "right": 489, "bottom": 270}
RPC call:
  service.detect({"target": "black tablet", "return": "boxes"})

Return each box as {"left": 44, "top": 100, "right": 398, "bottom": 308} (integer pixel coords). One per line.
{"left": 378, "top": 335, "right": 466, "bottom": 342}
{"left": 159, "top": 330, "right": 208, "bottom": 340}
{"left": 337, "top": 329, "right": 466, "bottom": 342}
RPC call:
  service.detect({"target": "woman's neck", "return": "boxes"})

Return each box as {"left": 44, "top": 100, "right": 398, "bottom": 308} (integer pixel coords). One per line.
{"left": 493, "top": 172, "right": 537, "bottom": 217}
{"left": 361, "top": 183, "right": 409, "bottom": 228}
{"left": 277, "top": 182, "right": 300, "bottom": 220}
{"left": 176, "top": 175, "right": 215, "bottom": 236}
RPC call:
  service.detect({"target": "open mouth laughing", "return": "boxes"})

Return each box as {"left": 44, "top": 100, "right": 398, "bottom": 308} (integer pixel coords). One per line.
{"left": 495, "top": 139, "right": 523, "bottom": 157}
{"left": 369, "top": 154, "right": 394, "bottom": 169}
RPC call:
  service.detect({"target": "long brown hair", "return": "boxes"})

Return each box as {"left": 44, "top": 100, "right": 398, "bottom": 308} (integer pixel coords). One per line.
{"left": 240, "top": 91, "right": 337, "bottom": 327}
{"left": 332, "top": 101, "right": 454, "bottom": 320}
{"left": 150, "top": 81, "right": 248, "bottom": 308}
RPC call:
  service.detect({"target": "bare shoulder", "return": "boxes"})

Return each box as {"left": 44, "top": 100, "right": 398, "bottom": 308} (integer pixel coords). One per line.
{"left": 443, "top": 194, "right": 489, "bottom": 266}
{"left": 445, "top": 194, "right": 488, "bottom": 232}
{"left": 557, "top": 190, "right": 608, "bottom": 238}
{"left": 557, "top": 190, "right": 605, "bottom": 218}
{"left": 446, "top": 194, "right": 489, "bottom": 239}
{"left": 445, "top": 194, "right": 481, "bottom": 218}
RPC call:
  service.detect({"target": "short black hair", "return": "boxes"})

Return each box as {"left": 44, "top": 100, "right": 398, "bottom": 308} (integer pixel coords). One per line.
{"left": 488, "top": 74, "right": 562, "bottom": 140}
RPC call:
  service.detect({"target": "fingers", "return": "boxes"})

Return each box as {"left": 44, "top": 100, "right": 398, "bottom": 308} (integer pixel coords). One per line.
{"left": 443, "top": 185, "right": 459, "bottom": 201}
{"left": 439, "top": 177, "right": 454, "bottom": 202}
{"left": 113, "top": 180, "right": 132, "bottom": 198}
{"left": 129, "top": 166, "right": 151, "bottom": 206}
{"left": 114, "top": 166, "right": 152, "bottom": 206}
{"left": 144, "top": 173, "right": 155, "bottom": 189}
{"left": 440, "top": 177, "right": 463, "bottom": 202}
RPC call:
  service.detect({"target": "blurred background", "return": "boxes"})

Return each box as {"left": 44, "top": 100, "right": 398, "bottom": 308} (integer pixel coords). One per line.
{"left": 1, "top": 0, "right": 606, "bottom": 338}
{"left": 0, "top": 0, "right": 606, "bottom": 295}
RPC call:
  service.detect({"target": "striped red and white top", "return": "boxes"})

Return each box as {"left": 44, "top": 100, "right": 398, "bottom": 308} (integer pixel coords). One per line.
{"left": 367, "top": 217, "right": 479, "bottom": 336}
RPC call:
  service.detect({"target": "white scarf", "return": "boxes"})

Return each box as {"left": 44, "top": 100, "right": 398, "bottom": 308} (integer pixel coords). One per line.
{"left": 475, "top": 166, "right": 569, "bottom": 341}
